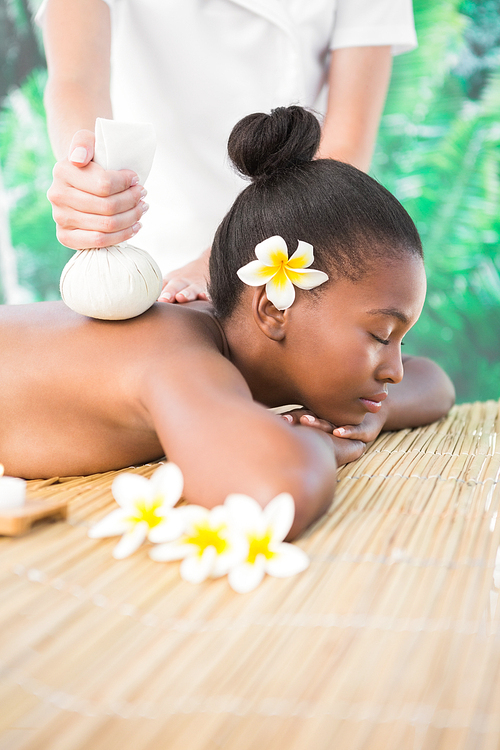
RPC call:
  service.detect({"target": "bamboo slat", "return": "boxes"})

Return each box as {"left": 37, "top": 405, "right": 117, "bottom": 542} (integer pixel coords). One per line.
{"left": 0, "top": 400, "right": 499, "bottom": 750}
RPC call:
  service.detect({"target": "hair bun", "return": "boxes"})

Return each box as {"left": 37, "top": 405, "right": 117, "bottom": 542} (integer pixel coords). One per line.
{"left": 227, "top": 106, "right": 321, "bottom": 181}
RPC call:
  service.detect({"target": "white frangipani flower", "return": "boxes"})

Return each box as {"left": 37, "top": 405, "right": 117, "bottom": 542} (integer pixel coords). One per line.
{"left": 224, "top": 493, "right": 310, "bottom": 593}
{"left": 149, "top": 505, "right": 247, "bottom": 584}
{"left": 236, "top": 235, "right": 328, "bottom": 310}
{"left": 88, "top": 463, "right": 184, "bottom": 559}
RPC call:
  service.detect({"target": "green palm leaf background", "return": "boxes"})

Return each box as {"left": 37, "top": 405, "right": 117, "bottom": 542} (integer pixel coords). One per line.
{"left": 0, "top": 0, "right": 499, "bottom": 403}
{"left": 373, "top": 0, "right": 500, "bottom": 402}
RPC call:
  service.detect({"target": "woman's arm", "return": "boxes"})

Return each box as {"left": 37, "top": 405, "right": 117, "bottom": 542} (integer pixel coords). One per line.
{"left": 382, "top": 355, "right": 456, "bottom": 431}
{"left": 42, "top": 0, "right": 146, "bottom": 249}
{"left": 141, "top": 351, "right": 337, "bottom": 539}
{"left": 316, "top": 46, "right": 393, "bottom": 172}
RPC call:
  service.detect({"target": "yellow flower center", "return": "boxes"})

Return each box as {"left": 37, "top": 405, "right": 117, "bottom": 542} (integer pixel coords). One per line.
{"left": 126, "top": 496, "right": 164, "bottom": 528}
{"left": 185, "top": 521, "right": 228, "bottom": 556}
{"left": 247, "top": 530, "right": 275, "bottom": 564}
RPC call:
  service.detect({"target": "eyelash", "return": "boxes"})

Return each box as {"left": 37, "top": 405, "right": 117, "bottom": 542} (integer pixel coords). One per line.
{"left": 371, "top": 334, "right": 390, "bottom": 346}
{"left": 371, "top": 334, "right": 406, "bottom": 347}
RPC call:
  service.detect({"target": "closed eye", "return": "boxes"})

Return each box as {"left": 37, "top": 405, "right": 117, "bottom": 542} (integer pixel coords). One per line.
{"left": 371, "top": 333, "right": 390, "bottom": 346}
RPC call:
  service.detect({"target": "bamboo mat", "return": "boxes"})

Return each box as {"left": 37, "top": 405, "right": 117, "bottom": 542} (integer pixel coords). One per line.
{"left": 1, "top": 400, "right": 499, "bottom": 750}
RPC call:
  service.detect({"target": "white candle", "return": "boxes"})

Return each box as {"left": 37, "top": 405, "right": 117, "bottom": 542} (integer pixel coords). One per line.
{"left": 0, "top": 465, "right": 26, "bottom": 509}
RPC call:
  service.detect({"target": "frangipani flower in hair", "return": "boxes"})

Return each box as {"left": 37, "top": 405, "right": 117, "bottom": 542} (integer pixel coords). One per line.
{"left": 236, "top": 235, "right": 328, "bottom": 310}
{"left": 88, "top": 463, "right": 184, "bottom": 559}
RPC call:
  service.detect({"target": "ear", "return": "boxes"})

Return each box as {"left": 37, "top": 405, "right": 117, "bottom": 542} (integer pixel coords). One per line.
{"left": 251, "top": 287, "right": 288, "bottom": 341}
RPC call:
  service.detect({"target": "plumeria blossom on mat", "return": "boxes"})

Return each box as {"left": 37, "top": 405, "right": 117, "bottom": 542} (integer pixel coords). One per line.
{"left": 88, "top": 463, "right": 184, "bottom": 559}
{"left": 236, "top": 235, "right": 328, "bottom": 310}
{"left": 88, "top": 462, "right": 309, "bottom": 592}
{"left": 149, "top": 505, "right": 246, "bottom": 584}
{"left": 224, "top": 492, "right": 310, "bottom": 593}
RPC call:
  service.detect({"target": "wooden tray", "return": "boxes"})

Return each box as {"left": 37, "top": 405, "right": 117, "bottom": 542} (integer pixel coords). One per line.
{"left": 0, "top": 494, "right": 69, "bottom": 536}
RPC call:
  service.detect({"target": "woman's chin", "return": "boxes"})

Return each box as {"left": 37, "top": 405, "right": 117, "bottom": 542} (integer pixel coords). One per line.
{"left": 323, "top": 409, "right": 365, "bottom": 428}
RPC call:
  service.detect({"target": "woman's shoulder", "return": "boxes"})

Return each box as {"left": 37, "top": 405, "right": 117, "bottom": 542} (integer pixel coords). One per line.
{"left": 142, "top": 301, "right": 228, "bottom": 356}
{"left": 127, "top": 302, "right": 232, "bottom": 398}
{"left": 138, "top": 302, "right": 251, "bottom": 419}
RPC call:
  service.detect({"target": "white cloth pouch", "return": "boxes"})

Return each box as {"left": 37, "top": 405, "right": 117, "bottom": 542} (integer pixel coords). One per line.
{"left": 60, "top": 119, "right": 163, "bottom": 320}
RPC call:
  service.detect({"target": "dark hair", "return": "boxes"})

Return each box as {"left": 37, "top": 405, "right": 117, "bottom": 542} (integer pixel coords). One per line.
{"left": 209, "top": 106, "right": 422, "bottom": 318}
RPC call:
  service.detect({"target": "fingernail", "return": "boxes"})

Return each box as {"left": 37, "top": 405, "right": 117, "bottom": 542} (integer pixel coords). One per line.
{"left": 302, "top": 415, "right": 315, "bottom": 423}
{"left": 131, "top": 222, "right": 141, "bottom": 235}
{"left": 160, "top": 292, "right": 173, "bottom": 301}
{"left": 140, "top": 188, "right": 147, "bottom": 199}
{"left": 282, "top": 414, "right": 293, "bottom": 423}
{"left": 140, "top": 201, "right": 149, "bottom": 215}
{"left": 131, "top": 175, "right": 139, "bottom": 186}
{"left": 334, "top": 427, "right": 346, "bottom": 436}
{"left": 70, "top": 146, "right": 87, "bottom": 164}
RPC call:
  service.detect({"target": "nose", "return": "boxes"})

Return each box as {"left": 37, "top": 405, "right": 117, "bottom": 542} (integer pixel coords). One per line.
{"left": 376, "top": 344, "right": 404, "bottom": 385}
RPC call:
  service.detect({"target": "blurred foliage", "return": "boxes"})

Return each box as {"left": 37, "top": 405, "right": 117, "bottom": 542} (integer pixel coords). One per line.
{"left": 0, "top": 0, "right": 70, "bottom": 303}
{"left": 372, "top": 0, "right": 500, "bottom": 402}
{"left": 456, "top": 0, "right": 500, "bottom": 99}
{"left": 0, "top": 0, "right": 44, "bottom": 102}
{"left": 0, "top": 68, "right": 72, "bottom": 302}
{"left": 0, "top": 0, "right": 499, "bottom": 401}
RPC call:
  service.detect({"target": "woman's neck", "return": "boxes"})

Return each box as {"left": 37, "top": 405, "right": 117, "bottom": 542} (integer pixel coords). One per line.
{"left": 220, "top": 312, "right": 297, "bottom": 408}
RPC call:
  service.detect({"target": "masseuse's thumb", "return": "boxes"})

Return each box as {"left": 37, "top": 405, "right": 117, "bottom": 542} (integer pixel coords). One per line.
{"left": 68, "top": 130, "right": 95, "bottom": 167}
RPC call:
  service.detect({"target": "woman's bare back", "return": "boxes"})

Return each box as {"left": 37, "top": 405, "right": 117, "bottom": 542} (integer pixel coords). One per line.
{"left": 0, "top": 301, "right": 228, "bottom": 478}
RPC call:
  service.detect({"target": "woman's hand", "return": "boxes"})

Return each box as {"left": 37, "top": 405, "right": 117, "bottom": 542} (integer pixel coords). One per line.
{"left": 280, "top": 405, "right": 389, "bottom": 465}
{"left": 47, "top": 129, "right": 148, "bottom": 250}
{"left": 159, "top": 248, "right": 211, "bottom": 303}
{"left": 280, "top": 408, "right": 368, "bottom": 465}
{"left": 280, "top": 407, "right": 335, "bottom": 434}
{"left": 332, "top": 409, "right": 388, "bottom": 446}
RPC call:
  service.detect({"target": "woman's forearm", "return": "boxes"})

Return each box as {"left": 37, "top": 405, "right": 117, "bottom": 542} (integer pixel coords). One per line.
{"left": 385, "top": 356, "right": 456, "bottom": 431}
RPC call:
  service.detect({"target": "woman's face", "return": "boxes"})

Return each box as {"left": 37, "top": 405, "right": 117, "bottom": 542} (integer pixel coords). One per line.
{"left": 283, "top": 254, "right": 427, "bottom": 426}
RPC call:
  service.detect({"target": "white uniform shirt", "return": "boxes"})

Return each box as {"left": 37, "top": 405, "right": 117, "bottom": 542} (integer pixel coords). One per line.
{"left": 39, "top": 0, "right": 417, "bottom": 271}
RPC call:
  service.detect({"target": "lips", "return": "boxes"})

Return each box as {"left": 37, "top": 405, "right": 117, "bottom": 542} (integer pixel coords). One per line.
{"left": 364, "top": 391, "right": 388, "bottom": 403}
{"left": 359, "top": 391, "right": 387, "bottom": 414}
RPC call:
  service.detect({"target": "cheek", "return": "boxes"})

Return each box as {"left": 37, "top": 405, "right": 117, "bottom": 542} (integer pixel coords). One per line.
{"left": 328, "top": 332, "right": 374, "bottom": 381}
{"left": 304, "top": 356, "right": 366, "bottom": 405}
{"left": 304, "top": 341, "right": 376, "bottom": 418}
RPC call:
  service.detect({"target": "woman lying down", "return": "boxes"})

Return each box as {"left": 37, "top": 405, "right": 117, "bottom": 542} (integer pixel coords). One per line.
{"left": 0, "top": 106, "right": 455, "bottom": 539}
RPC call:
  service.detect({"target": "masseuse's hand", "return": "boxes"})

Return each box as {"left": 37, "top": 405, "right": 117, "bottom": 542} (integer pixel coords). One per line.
{"left": 159, "top": 247, "right": 211, "bottom": 303}
{"left": 47, "top": 129, "right": 149, "bottom": 250}
{"left": 280, "top": 408, "right": 367, "bottom": 465}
